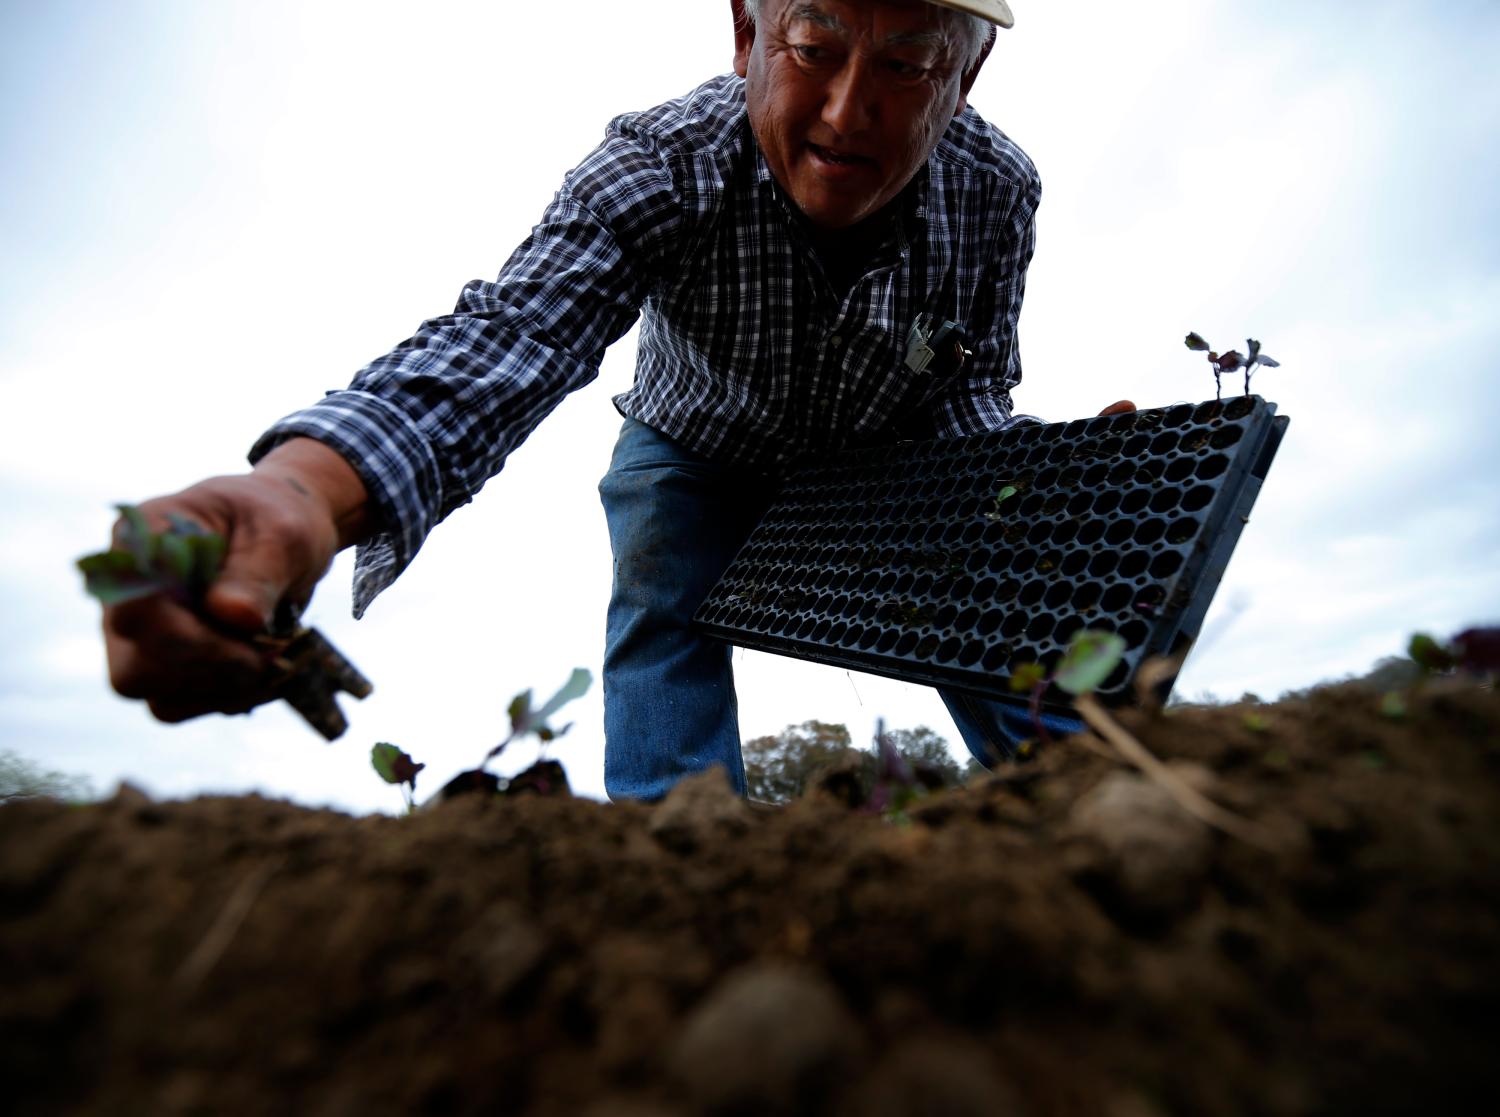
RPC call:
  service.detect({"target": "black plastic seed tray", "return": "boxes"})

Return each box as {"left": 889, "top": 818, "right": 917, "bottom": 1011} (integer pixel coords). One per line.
{"left": 693, "top": 396, "right": 1289, "bottom": 709}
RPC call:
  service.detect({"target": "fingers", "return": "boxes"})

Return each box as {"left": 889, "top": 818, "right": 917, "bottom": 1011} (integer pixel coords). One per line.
{"left": 1097, "top": 399, "right": 1137, "bottom": 416}
{"left": 99, "top": 471, "right": 342, "bottom": 723}
{"left": 104, "top": 595, "right": 279, "bottom": 720}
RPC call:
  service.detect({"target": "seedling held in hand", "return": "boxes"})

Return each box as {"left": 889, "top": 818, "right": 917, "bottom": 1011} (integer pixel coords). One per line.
{"left": 78, "top": 504, "right": 371, "bottom": 740}
{"left": 1185, "top": 332, "right": 1280, "bottom": 401}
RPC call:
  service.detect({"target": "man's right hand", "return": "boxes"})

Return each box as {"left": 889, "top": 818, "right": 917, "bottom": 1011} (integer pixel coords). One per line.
{"left": 101, "top": 438, "right": 369, "bottom": 724}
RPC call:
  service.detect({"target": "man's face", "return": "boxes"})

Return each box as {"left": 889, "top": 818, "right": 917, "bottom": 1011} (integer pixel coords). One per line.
{"left": 734, "top": 0, "right": 986, "bottom": 230}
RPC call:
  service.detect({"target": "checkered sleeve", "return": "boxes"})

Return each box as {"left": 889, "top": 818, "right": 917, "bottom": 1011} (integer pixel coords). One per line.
{"left": 926, "top": 159, "right": 1043, "bottom": 436}
{"left": 250, "top": 133, "right": 686, "bottom": 616}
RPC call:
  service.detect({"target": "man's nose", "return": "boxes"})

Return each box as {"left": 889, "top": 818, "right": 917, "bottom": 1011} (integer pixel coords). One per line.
{"left": 821, "top": 60, "right": 875, "bottom": 136}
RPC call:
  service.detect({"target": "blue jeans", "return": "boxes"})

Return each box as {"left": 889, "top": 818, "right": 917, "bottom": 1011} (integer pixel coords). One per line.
{"left": 598, "top": 418, "right": 1083, "bottom": 801}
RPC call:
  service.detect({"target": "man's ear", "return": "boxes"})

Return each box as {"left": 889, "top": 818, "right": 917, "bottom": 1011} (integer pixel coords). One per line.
{"left": 953, "top": 28, "right": 996, "bottom": 116}
{"left": 731, "top": 0, "right": 756, "bottom": 78}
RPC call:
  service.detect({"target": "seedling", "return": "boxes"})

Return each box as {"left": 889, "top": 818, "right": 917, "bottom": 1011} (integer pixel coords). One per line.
{"left": 370, "top": 743, "right": 425, "bottom": 812}
{"left": 1007, "top": 629, "right": 1126, "bottom": 746}
{"left": 78, "top": 504, "right": 371, "bottom": 739}
{"left": 1184, "top": 332, "right": 1280, "bottom": 401}
{"left": 373, "top": 668, "right": 593, "bottom": 810}
{"left": 867, "top": 717, "right": 921, "bottom": 822}
{"left": 1380, "top": 626, "right": 1499, "bottom": 718}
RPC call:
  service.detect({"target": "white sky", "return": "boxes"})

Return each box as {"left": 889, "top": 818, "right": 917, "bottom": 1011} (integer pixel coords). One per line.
{"left": 3, "top": 0, "right": 1497, "bottom": 814}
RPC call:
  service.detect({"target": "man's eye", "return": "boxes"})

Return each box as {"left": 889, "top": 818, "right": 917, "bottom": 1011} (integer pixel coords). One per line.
{"left": 886, "top": 59, "right": 928, "bottom": 79}
{"left": 795, "top": 44, "right": 830, "bottom": 63}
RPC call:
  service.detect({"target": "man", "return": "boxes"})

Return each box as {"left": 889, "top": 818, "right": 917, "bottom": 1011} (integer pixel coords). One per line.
{"left": 100, "top": 0, "right": 1131, "bottom": 800}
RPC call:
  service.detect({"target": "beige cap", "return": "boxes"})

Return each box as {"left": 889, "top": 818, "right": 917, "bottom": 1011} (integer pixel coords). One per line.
{"left": 928, "top": 1, "right": 1014, "bottom": 28}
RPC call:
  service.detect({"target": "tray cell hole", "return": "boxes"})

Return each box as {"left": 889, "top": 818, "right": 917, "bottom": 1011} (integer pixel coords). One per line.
{"left": 969, "top": 574, "right": 995, "bottom": 601}
{"left": 859, "top": 597, "right": 881, "bottom": 621}
{"left": 1121, "top": 434, "right": 1149, "bottom": 458}
{"left": 1001, "top": 610, "right": 1029, "bottom": 638}
{"left": 923, "top": 522, "right": 946, "bottom": 545}
{"left": 1150, "top": 551, "right": 1184, "bottom": 578}
{"left": 1163, "top": 404, "right": 1194, "bottom": 428}
{"left": 1163, "top": 458, "right": 1195, "bottom": 484}
{"left": 1011, "top": 549, "right": 1038, "bottom": 574}
{"left": 828, "top": 621, "right": 848, "bottom": 644}
{"left": 1120, "top": 618, "right": 1151, "bottom": 648}
{"left": 1100, "top": 583, "right": 1133, "bottom": 613}
{"left": 859, "top": 627, "right": 881, "bottom": 651}
{"left": 976, "top": 609, "right": 1004, "bottom": 637}
{"left": 1062, "top": 418, "right": 1090, "bottom": 440}
{"left": 915, "top": 633, "right": 940, "bottom": 658}
{"left": 1088, "top": 551, "right": 1120, "bottom": 577}
{"left": 1075, "top": 520, "right": 1105, "bottom": 547}
{"left": 962, "top": 521, "right": 985, "bottom": 545}
{"left": 932, "top": 603, "right": 958, "bottom": 629}
{"left": 1133, "top": 410, "right": 1164, "bottom": 432}
{"left": 941, "top": 521, "right": 966, "bottom": 545}
{"left": 1044, "top": 582, "right": 1073, "bottom": 611}
{"left": 911, "top": 573, "right": 935, "bottom": 598}
{"left": 981, "top": 642, "right": 1010, "bottom": 672}
{"left": 1032, "top": 468, "right": 1059, "bottom": 492}
{"left": 1210, "top": 425, "right": 1243, "bottom": 449}
{"left": 1119, "top": 550, "right": 1150, "bottom": 579}
{"left": 1052, "top": 519, "right": 1080, "bottom": 546}
{"left": 773, "top": 612, "right": 796, "bottom": 636}
{"left": 1149, "top": 488, "right": 1181, "bottom": 514}
{"left": 1134, "top": 519, "right": 1166, "bottom": 546}
{"left": 810, "top": 618, "right": 831, "bottom": 641}
{"left": 1134, "top": 461, "right": 1163, "bottom": 485}
{"left": 1182, "top": 486, "right": 1214, "bottom": 513}
{"left": 953, "top": 604, "right": 980, "bottom": 633}
{"left": 1079, "top": 464, "right": 1109, "bottom": 489}
{"left": 1058, "top": 554, "right": 1089, "bottom": 582}
{"left": 1193, "top": 401, "right": 1224, "bottom": 424}
{"left": 796, "top": 616, "right": 818, "bottom": 639}
{"left": 894, "top": 631, "right": 919, "bottom": 657}
{"left": 1166, "top": 518, "right": 1198, "bottom": 544}
{"left": 859, "top": 570, "right": 883, "bottom": 594}
{"left": 1059, "top": 465, "right": 1084, "bottom": 488}
{"left": 1225, "top": 396, "right": 1255, "bottom": 420}
{"left": 876, "top": 629, "right": 900, "bottom": 654}
{"left": 1121, "top": 489, "right": 1150, "bottom": 515}
{"left": 1084, "top": 416, "right": 1114, "bottom": 436}
{"left": 1195, "top": 454, "right": 1229, "bottom": 480}
{"left": 1053, "top": 615, "right": 1083, "bottom": 645}
{"left": 1150, "top": 431, "right": 1180, "bottom": 455}
{"left": 1105, "top": 461, "right": 1133, "bottom": 485}
{"left": 1018, "top": 579, "right": 1046, "bottom": 608}
{"left": 936, "top": 636, "right": 963, "bottom": 663}
{"left": 1027, "top": 520, "right": 1054, "bottom": 546}
{"left": 1073, "top": 581, "right": 1102, "bottom": 611}
{"left": 1104, "top": 521, "right": 1134, "bottom": 546}
{"left": 1037, "top": 423, "right": 1063, "bottom": 443}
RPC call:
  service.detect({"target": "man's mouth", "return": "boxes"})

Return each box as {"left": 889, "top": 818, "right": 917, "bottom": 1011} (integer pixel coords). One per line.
{"left": 808, "top": 142, "right": 873, "bottom": 168}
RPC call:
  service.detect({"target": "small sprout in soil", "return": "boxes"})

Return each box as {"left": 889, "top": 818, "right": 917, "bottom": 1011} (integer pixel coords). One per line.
{"left": 1010, "top": 629, "right": 1127, "bottom": 747}
{"left": 371, "top": 742, "right": 425, "bottom": 812}
{"left": 1242, "top": 712, "right": 1270, "bottom": 733}
{"left": 1382, "top": 625, "right": 1499, "bottom": 717}
{"left": 983, "top": 484, "right": 1020, "bottom": 522}
{"left": 391, "top": 668, "right": 594, "bottom": 810}
{"left": 1185, "top": 331, "right": 1281, "bottom": 401}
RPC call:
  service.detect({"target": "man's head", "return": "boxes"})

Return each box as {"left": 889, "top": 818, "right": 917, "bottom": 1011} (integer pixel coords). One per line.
{"left": 733, "top": 0, "right": 1006, "bottom": 230}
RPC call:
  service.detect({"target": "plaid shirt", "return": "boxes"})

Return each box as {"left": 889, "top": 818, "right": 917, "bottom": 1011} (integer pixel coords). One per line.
{"left": 252, "top": 74, "right": 1041, "bottom": 616}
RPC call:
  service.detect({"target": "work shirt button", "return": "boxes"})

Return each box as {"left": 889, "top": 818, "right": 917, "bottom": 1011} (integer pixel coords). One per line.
{"left": 829, "top": 334, "right": 843, "bottom": 348}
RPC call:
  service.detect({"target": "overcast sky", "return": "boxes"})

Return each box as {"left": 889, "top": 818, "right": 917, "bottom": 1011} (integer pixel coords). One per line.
{"left": 3, "top": 0, "right": 1497, "bottom": 814}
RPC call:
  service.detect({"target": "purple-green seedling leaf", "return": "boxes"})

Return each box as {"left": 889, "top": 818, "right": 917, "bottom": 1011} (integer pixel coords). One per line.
{"left": 507, "top": 689, "right": 535, "bottom": 736}
{"left": 1214, "top": 350, "right": 1243, "bottom": 372}
{"left": 115, "top": 503, "right": 156, "bottom": 569}
{"left": 531, "top": 668, "right": 592, "bottom": 726}
{"left": 77, "top": 550, "right": 167, "bottom": 606}
{"left": 1184, "top": 332, "right": 1211, "bottom": 352}
{"left": 996, "top": 485, "right": 1018, "bottom": 504}
{"left": 1257, "top": 355, "right": 1280, "bottom": 368}
{"left": 371, "top": 742, "right": 425, "bottom": 790}
{"left": 1053, "top": 630, "right": 1127, "bottom": 697}
{"left": 1453, "top": 627, "right": 1500, "bottom": 673}
{"left": 1009, "top": 662, "right": 1047, "bottom": 693}
{"left": 1408, "top": 633, "right": 1457, "bottom": 674}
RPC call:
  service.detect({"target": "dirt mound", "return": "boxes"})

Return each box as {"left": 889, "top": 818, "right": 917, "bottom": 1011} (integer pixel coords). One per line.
{"left": 5, "top": 681, "right": 1500, "bottom": 1116}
